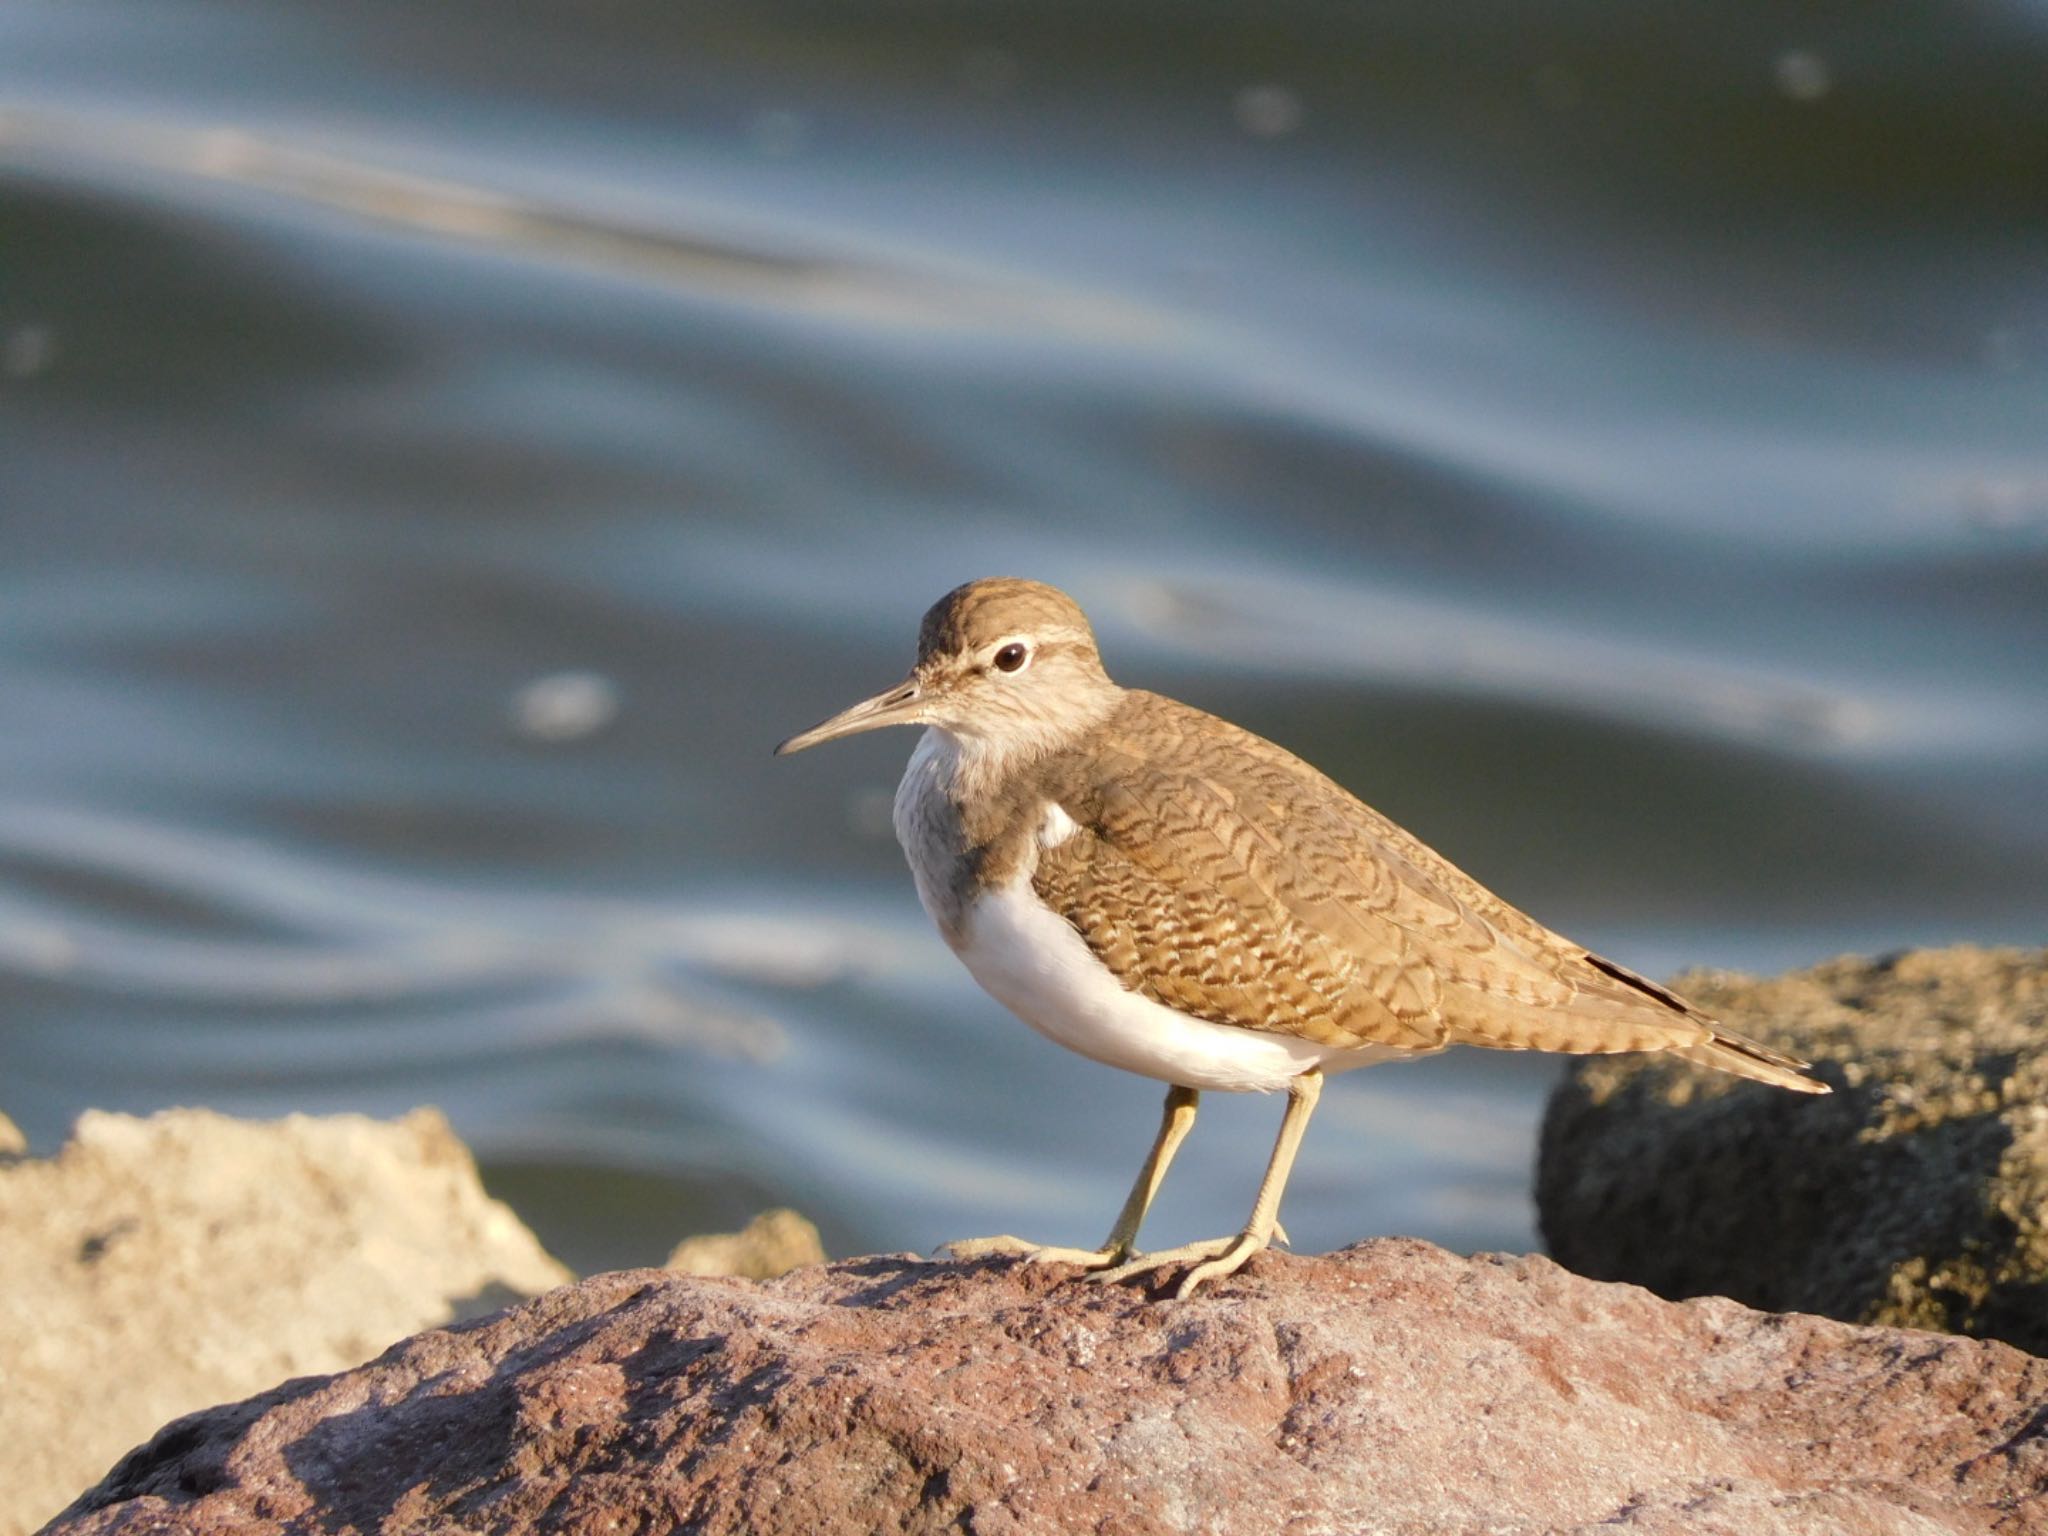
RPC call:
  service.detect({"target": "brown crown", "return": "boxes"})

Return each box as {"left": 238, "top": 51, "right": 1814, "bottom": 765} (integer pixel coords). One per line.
{"left": 916, "top": 578, "right": 1098, "bottom": 664}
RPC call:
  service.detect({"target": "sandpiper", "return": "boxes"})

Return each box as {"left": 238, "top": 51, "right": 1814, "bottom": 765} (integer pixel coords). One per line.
{"left": 777, "top": 578, "right": 1828, "bottom": 1298}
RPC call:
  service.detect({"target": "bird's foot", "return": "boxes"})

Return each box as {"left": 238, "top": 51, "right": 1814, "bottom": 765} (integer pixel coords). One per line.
{"left": 1089, "top": 1229, "right": 1270, "bottom": 1299}
{"left": 940, "top": 1234, "right": 1131, "bottom": 1270}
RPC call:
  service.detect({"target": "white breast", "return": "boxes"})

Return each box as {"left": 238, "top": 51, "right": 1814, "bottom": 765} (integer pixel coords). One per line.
{"left": 893, "top": 728, "right": 1410, "bottom": 1093}
{"left": 958, "top": 877, "right": 1408, "bottom": 1094}
{"left": 893, "top": 730, "right": 965, "bottom": 937}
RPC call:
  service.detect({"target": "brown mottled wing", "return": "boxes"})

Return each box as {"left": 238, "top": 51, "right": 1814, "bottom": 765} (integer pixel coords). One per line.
{"left": 1031, "top": 692, "right": 1720, "bottom": 1058}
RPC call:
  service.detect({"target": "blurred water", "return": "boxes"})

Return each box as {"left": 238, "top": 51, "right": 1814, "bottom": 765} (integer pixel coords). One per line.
{"left": 2, "top": 0, "right": 2044, "bottom": 1274}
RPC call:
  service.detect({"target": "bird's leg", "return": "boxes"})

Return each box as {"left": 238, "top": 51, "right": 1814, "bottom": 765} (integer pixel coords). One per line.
{"left": 1089, "top": 1083, "right": 1200, "bottom": 1261}
{"left": 944, "top": 1085, "right": 1199, "bottom": 1269}
{"left": 1093, "top": 1069, "right": 1322, "bottom": 1299}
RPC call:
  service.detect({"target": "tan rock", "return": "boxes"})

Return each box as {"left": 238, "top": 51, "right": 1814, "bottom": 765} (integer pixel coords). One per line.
{"left": 42, "top": 1240, "right": 2048, "bottom": 1536}
{"left": 665, "top": 1207, "right": 824, "bottom": 1279}
{"left": 0, "top": 1112, "right": 24, "bottom": 1157}
{"left": 1539, "top": 945, "right": 2048, "bottom": 1353}
{"left": 0, "top": 1106, "right": 570, "bottom": 1536}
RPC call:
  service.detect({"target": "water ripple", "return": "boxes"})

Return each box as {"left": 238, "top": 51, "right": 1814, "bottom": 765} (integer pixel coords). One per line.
{"left": 0, "top": 104, "right": 1173, "bottom": 342}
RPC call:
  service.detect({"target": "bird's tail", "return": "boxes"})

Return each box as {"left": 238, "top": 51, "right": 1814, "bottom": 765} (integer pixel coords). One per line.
{"left": 1674, "top": 1029, "right": 1831, "bottom": 1094}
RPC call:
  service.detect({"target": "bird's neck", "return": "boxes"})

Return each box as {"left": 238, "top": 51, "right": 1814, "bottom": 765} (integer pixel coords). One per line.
{"left": 931, "top": 690, "right": 1120, "bottom": 811}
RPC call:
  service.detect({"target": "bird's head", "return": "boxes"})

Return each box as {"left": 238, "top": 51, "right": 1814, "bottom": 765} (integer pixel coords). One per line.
{"left": 775, "top": 578, "right": 1119, "bottom": 762}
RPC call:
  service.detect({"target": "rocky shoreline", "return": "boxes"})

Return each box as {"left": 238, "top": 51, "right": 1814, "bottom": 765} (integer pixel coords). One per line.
{"left": 42, "top": 1243, "right": 2048, "bottom": 1536}
{"left": 0, "top": 1106, "right": 816, "bottom": 1536}
{"left": 9, "top": 943, "right": 2047, "bottom": 1534}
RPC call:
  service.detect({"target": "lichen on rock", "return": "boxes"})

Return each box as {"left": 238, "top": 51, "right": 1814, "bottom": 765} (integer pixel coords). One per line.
{"left": 1539, "top": 944, "right": 2048, "bottom": 1353}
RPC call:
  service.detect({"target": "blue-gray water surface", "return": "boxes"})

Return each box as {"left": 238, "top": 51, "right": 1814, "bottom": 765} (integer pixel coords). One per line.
{"left": 2, "top": 1, "right": 2045, "bottom": 1274}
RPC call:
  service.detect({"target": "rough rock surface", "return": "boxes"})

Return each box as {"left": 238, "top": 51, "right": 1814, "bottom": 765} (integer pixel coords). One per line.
{"left": 47, "top": 1240, "right": 2048, "bottom": 1536}
{"left": 1539, "top": 945, "right": 2048, "bottom": 1354}
{"left": 0, "top": 1107, "right": 571, "bottom": 1536}
{"left": 665, "top": 1206, "right": 825, "bottom": 1279}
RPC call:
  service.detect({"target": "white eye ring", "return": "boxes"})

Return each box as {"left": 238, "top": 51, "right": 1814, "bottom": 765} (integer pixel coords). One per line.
{"left": 992, "top": 641, "right": 1030, "bottom": 674}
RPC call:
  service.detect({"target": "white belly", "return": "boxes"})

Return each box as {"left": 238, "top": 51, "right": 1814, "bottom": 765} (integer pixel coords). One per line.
{"left": 959, "top": 878, "right": 1405, "bottom": 1094}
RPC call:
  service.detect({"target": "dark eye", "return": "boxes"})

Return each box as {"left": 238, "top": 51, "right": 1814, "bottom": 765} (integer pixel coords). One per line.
{"left": 993, "top": 642, "right": 1029, "bottom": 673}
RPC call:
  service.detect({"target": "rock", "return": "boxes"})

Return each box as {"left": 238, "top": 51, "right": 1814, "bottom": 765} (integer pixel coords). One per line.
{"left": 0, "top": 1111, "right": 24, "bottom": 1157}
{"left": 1538, "top": 944, "right": 2048, "bottom": 1355}
{"left": 0, "top": 1107, "right": 571, "bottom": 1536}
{"left": 665, "top": 1206, "right": 824, "bottom": 1279}
{"left": 45, "top": 1240, "right": 2048, "bottom": 1536}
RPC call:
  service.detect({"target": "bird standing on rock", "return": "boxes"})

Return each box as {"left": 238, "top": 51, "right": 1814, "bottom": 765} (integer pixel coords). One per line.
{"left": 777, "top": 578, "right": 1828, "bottom": 1299}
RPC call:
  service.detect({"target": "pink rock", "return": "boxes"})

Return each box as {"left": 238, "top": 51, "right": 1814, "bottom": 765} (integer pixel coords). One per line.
{"left": 49, "top": 1240, "right": 2047, "bottom": 1536}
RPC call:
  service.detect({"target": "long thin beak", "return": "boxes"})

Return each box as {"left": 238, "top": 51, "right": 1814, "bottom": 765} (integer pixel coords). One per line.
{"left": 774, "top": 675, "right": 923, "bottom": 755}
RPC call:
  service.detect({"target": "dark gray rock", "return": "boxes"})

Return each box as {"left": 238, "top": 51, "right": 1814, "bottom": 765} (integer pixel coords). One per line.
{"left": 1540, "top": 945, "right": 2048, "bottom": 1354}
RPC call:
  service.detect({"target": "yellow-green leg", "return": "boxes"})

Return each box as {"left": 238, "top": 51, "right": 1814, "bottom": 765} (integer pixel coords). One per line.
{"left": 1094, "top": 1068, "right": 1322, "bottom": 1299}
{"left": 945, "top": 1084, "right": 1199, "bottom": 1269}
